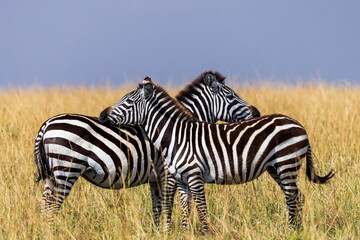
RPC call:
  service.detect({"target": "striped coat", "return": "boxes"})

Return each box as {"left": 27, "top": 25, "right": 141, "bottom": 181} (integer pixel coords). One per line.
{"left": 100, "top": 79, "right": 334, "bottom": 230}
{"left": 35, "top": 71, "right": 259, "bottom": 226}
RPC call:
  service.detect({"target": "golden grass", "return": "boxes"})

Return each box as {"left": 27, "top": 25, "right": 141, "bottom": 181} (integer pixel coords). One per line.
{"left": 0, "top": 84, "right": 359, "bottom": 239}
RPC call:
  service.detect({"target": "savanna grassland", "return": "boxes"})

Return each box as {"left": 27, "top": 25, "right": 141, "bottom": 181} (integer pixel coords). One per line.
{"left": 0, "top": 83, "right": 359, "bottom": 239}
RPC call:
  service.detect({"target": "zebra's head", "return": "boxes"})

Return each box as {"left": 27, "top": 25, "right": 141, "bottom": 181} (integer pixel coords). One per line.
{"left": 176, "top": 71, "right": 260, "bottom": 123}
{"left": 99, "top": 77, "right": 154, "bottom": 126}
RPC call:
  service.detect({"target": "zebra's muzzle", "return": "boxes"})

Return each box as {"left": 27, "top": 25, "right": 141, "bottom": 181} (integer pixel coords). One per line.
{"left": 251, "top": 106, "right": 261, "bottom": 118}
{"left": 99, "top": 107, "right": 113, "bottom": 123}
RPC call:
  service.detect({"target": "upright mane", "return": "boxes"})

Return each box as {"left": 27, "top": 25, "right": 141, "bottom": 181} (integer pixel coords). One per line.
{"left": 176, "top": 70, "right": 226, "bottom": 103}
{"left": 150, "top": 83, "right": 198, "bottom": 122}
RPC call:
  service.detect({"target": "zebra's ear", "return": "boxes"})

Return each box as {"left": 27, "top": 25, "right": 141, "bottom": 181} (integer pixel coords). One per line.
{"left": 204, "top": 73, "right": 219, "bottom": 92}
{"left": 143, "top": 77, "right": 152, "bottom": 84}
{"left": 143, "top": 83, "right": 154, "bottom": 98}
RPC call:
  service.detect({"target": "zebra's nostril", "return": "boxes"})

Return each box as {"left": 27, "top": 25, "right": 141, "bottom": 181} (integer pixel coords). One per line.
{"left": 252, "top": 107, "right": 260, "bottom": 118}
{"left": 99, "top": 107, "right": 110, "bottom": 122}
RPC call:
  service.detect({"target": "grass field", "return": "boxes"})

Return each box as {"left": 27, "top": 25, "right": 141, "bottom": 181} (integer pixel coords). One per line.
{"left": 0, "top": 83, "right": 359, "bottom": 239}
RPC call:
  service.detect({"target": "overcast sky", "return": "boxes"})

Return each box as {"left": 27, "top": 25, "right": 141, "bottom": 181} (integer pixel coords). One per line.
{"left": 0, "top": 1, "right": 359, "bottom": 88}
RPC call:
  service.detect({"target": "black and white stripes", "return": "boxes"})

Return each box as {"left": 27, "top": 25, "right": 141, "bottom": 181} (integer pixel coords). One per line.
{"left": 176, "top": 71, "right": 260, "bottom": 123}
{"left": 101, "top": 79, "right": 334, "bottom": 230}
{"left": 35, "top": 114, "right": 164, "bottom": 224}
{"left": 35, "top": 71, "right": 258, "bottom": 226}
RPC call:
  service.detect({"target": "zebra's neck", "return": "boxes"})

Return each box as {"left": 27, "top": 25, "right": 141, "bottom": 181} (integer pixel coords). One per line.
{"left": 142, "top": 87, "right": 196, "bottom": 159}
{"left": 176, "top": 95, "right": 215, "bottom": 123}
{"left": 176, "top": 78, "right": 216, "bottom": 123}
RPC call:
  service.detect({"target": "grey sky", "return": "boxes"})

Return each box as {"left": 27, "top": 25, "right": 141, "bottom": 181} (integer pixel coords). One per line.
{"left": 0, "top": 1, "right": 359, "bottom": 88}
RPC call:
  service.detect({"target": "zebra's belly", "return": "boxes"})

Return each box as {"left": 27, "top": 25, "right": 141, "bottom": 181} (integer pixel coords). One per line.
{"left": 45, "top": 143, "right": 158, "bottom": 189}
{"left": 204, "top": 167, "right": 266, "bottom": 185}
{"left": 43, "top": 123, "right": 162, "bottom": 189}
{"left": 82, "top": 162, "right": 158, "bottom": 189}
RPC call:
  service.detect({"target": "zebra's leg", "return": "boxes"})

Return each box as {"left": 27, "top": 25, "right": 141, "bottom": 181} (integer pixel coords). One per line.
{"left": 277, "top": 173, "right": 304, "bottom": 228}
{"left": 161, "top": 175, "right": 177, "bottom": 230}
{"left": 149, "top": 182, "right": 162, "bottom": 227}
{"left": 188, "top": 176, "right": 209, "bottom": 232}
{"left": 284, "top": 183, "right": 304, "bottom": 228}
{"left": 41, "top": 178, "right": 57, "bottom": 222}
{"left": 267, "top": 166, "right": 283, "bottom": 190}
{"left": 41, "top": 172, "right": 80, "bottom": 223}
{"left": 178, "top": 182, "right": 192, "bottom": 230}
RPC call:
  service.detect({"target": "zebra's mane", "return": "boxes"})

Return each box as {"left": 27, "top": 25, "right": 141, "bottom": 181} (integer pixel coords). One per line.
{"left": 138, "top": 82, "right": 198, "bottom": 122}
{"left": 175, "top": 70, "right": 226, "bottom": 103}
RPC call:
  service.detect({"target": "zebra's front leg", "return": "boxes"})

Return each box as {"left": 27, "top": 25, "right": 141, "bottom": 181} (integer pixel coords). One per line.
{"left": 149, "top": 182, "right": 162, "bottom": 227}
{"left": 178, "top": 182, "right": 192, "bottom": 230}
{"left": 188, "top": 176, "right": 209, "bottom": 232}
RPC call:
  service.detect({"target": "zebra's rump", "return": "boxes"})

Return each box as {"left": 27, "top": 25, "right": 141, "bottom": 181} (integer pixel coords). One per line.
{"left": 41, "top": 114, "right": 162, "bottom": 189}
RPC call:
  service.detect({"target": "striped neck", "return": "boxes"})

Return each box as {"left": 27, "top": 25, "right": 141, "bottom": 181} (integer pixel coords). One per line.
{"left": 176, "top": 88, "right": 216, "bottom": 123}
{"left": 176, "top": 72, "right": 223, "bottom": 123}
{"left": 143, "top": 86, "right": 196, "bottom": 156}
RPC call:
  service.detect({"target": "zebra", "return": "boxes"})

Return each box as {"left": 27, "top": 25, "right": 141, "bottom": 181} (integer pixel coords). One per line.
{"left": 34, "top": 71, "right": 259, "bottom": 226}
{"left": 34, "top": 115, "right": 165, "bottom": 224}
{"left": 175, "top": 71, "right": 260, "bottom": 123}
{"left": 99, "top": 78, "right": 334, "bottom": 231}
{"left": 166, "top": 71, "right": 260, "bottom": 228}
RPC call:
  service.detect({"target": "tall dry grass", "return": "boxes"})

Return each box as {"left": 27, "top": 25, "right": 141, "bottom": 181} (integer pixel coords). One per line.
{"left": 0, "top": 83, "right": 359, "bottom": 239}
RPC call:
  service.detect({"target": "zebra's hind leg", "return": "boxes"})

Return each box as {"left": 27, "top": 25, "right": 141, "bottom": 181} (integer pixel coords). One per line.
{"left": 278, "top": 174, "right": 304, "bottom": 229}
{"left": 150, "top": 182, "right": 162, "bottom": 227}
{"left": 284, "top": 184, "right": 304, "bottom": 229}
{"left": 267, "top": 166, "right": 283, "bottom": 190}
{"left": 178, "top": 182, "right": 192, "bottom": 230}
{"left": 41, "top": 178, "right": 57, "bottom": 223}
{"left": 188, "top": 176, "right": 209, "bottom": 232}
{"left": 41, "top": 173, "right": 80, "bottom": 223}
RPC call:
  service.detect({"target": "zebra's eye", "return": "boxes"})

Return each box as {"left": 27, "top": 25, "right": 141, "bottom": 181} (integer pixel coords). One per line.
{"left": 226, "top": 94, "right": 235, "bottom": 100}
{"left": 211, "top": 85, "right": 220, "bottom": 93}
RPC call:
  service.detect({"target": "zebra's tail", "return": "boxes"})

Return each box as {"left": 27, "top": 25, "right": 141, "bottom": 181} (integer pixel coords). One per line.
{"left": 306, "top": 144, "right": 334, "bottom": 184}
{"left": 34, "top": 123, "right": 48, "bottom": 183}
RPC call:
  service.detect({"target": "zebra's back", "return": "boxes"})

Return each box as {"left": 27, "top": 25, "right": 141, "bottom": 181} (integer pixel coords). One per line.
{"left": 182, "top": 114, "right": 309, "bottom": 184}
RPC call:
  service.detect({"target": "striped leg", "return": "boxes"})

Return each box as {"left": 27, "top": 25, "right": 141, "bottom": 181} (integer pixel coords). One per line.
{"left": 267, "top": 166, "right": 283, "bottom": 190}
{"left": 275, "top": 166, "right": 304, "bottom": 228}
{"left": 283, "top": 182, "right": 304, "bottom": 228}
{"left": 178, "top": 182, "right": 192, "bottom": 230}
{"left": 149, "top": 182, "right": 162, "bottom": 227}
{"left": 188, "top": 176, "right": 209, "bottom": 232}
{"left": 41, "top": 173, "right": 80, "bottom": 223}
{"left": 161, "top": 175, "right": 177, "bottom": 230}
{"left": 41, "top": 179, "right": 57, "bottom": 222}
